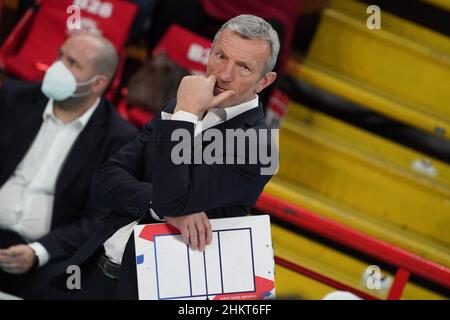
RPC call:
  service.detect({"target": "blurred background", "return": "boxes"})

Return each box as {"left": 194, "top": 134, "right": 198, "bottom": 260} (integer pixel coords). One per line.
{"left": 0, "top": 0, "right": 449, "bottom": 300}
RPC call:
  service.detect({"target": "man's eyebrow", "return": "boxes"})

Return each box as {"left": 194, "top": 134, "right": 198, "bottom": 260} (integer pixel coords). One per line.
{"left": 215, "top": 46, "right": 255, "bottom": 69}
{"left": 215, "top": 47, "right": 225, "bottom": 55}
{"left": 236, "top": 60, "right": 254, "bottom": 69}
{"left": 70, "top": 56, "right": 81, "bottom": 64}
{"left": 58, "top": 48, "right": 82, "bottom": 67}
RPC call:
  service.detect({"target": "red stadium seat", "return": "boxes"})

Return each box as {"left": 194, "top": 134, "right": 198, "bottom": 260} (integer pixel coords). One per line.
{"left": 119, "top": 24, "right": 213, "bottom": 127}
{"left": 153, "top": 24, "right": 212, "bottom": 75}
{"left": 117, "top": 87, "right": 155, "bottom": 127}
{"left": 0, "top": 0, "right": 137, "bottom": 100}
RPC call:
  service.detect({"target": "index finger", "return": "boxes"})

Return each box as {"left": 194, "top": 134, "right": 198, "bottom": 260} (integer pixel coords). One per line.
{"left": 206, "top": 75, "right": 216, "bottom": 85}
{"left": 0, "top": 251, "right": 14, "bottom": 263}
{"left": 203, "top": 215, "right": 212, "bottom": 245}
{"left": 188, "top": 223, "right": 198, "bottom": 250}
{"left": 4, "top": 246, "right": 22, "bottom": 257}
{"left": 195, "top": 219, "right": 207, "bottom": 251}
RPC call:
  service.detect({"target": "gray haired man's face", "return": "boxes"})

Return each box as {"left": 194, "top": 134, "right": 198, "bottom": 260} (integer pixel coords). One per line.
{"left": 206, "top": 29, "right": 277, "bottom": 108}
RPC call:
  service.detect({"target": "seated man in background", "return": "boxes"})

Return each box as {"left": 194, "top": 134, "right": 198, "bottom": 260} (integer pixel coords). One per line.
{"left": 0, "top": 33, "right": 137, "bottom": 297}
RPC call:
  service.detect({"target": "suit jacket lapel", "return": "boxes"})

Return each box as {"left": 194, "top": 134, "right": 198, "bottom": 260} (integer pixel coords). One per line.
{"left": 54, "top": 100, "right": 108, "bottom": 202}
{"left": 212, "top": 103, "right": 265, "bottom": 131}
{"left": 0, "top": 93, "right": 47, "bottom": 186}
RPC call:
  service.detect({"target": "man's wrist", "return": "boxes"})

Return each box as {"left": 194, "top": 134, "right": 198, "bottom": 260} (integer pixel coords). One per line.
{"left": 28, "top": 242, "right": 50, "bottom": 267}
{"left": 26, "top": 246, "right": 39, "bottom": 270}
{"left": 32, "top": 250, "right": 39, "bottom": 268}
{"left": 174, "top": 104, "right": 201, "bottom": 116}
{"left": 170, "top": 110, "right": 199, "bottom": 124}
{"left": 149, "top": 202, "right": 165, "bottom": 222}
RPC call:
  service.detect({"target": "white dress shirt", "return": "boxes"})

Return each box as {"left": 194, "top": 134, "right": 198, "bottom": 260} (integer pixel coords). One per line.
{"left": 0, "top": 98, "right": 99, "bottom": 266}
{"left": 103, "top": 96, "right": 259, "bottom": 264}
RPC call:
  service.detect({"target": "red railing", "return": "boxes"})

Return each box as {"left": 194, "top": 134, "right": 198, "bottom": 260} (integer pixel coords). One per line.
{"left": 256, "top": 192, "right": 450, "bottom": 299}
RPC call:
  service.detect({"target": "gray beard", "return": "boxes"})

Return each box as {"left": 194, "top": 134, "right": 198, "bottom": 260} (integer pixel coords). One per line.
{"left": 55, "top": 94, "right": 91, "bottom": 111}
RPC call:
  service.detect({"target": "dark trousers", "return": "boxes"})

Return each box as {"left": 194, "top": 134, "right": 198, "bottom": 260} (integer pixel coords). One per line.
{"left": 0, "top": 228, "right": 27, "bottom": 248}
{"left": 28, "top": 234, "right": 138, "bottom": 300}
{"left": 0, "top": 229, "right": 27, "bottom": 296}
{"left": 20, "top": 257, "right": 87, "bottom": 300}
{"left": 63, "top": 250, "right": 119, "bottom": 300}
{"left": 0, "top": 229, "right": 72, "bottom": 300}
{"left": 71, "top": 233, "right": 139, "bottom": 300}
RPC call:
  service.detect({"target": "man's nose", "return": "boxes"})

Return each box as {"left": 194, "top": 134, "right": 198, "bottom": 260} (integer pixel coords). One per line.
{"left": 218, "top": 62, "right": 234, "bottom": 82}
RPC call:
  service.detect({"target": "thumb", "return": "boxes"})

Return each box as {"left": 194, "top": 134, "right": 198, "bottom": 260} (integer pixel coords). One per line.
{"left": 210, "top": 90, "right": 236, "bottom": 107}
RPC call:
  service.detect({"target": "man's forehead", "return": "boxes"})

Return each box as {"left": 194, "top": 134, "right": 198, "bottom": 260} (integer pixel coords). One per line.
{"left": 215, "top": 29, "right": 270, "bottom": 56}
{"left": 61, "top": 36, "right": 99, "bottom": 62}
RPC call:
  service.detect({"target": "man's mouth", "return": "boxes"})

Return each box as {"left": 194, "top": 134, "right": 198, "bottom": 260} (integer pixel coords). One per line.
{"left": 214, "top": 85, "right": 226, "bottom": 95}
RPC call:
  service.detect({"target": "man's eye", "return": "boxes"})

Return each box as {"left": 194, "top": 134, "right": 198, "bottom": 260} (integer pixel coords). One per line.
{"left": 217, "top": 53, "right": 224, "bottom": 59}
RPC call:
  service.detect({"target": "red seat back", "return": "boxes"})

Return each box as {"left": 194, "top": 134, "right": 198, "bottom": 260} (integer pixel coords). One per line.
{"left": 153, "top": 24, "right": 212, "bottom": 75}
{"left": 119, "top": 25, "right": 213, "bottom": 127}
{"left": 1, "top": 0, "right": 137, "bottom": 81}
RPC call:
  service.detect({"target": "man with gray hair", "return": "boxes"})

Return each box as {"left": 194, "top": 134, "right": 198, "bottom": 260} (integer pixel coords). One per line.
{"left": 47, "top": 15, "right": 279, "bottom": 300}
{"left": 0, "top": 33, "right": 137, "bottom": 297}
{"left": 212, "top": 14, "right": 280, "bottom": 76}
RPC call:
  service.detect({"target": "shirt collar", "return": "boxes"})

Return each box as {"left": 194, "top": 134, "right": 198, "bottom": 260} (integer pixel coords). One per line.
{"left": 43, "top": 98, "right": 101, "bottom": 128}
{"left": 209, "top": 95, "right": 259, "bottom": 122}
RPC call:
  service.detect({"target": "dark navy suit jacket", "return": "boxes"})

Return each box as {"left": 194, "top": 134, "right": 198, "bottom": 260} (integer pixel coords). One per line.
{"left": 0, "top": 79, "right": 137, "bottom": 262}
{"left": 51, "top": 98, "right": 276, "bottom": 299}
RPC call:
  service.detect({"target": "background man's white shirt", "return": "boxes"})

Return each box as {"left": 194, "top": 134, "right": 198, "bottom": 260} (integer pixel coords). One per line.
{"left": 0, "top": 98, "right": 99, "bottom": 266}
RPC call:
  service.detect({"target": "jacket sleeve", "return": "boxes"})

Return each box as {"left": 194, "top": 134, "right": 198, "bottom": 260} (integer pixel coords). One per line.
{"left": 151, "top": 118, "right": 274, "bottom": 217}
{"left": 37, "top": 204, "right": 108, "bottom": 261}
{"left": 90, "top": 111, "right": 164, "bottom": 219}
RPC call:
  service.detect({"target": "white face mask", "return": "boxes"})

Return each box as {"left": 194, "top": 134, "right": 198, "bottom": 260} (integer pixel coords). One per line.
{"left": 41, "top": 61, "right": 98, "bottom": 101}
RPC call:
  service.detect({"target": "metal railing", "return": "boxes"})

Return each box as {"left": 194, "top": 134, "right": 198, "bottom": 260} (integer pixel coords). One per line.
{"left": 256, "top": 192, "right": 450, "bottom": 299}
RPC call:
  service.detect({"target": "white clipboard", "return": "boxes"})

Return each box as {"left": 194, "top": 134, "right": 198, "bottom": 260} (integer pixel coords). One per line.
{"left": 134, "top": 215, "right": 275, "bottom": 300}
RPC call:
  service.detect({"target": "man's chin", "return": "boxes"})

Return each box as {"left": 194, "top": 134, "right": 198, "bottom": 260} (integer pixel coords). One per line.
{"left": 216, "top": 98, "right": 235, "bottom": 108}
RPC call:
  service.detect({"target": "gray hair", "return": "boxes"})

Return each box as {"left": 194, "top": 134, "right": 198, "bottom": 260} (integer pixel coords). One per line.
{"left": 92, "top": 36, "right": 119, "bottom": 82}
{"left": 213, "top": 14, "right": 280, "bottom": 75}
{"left": 70, "top": 33, "right": 119, "bottom": 83}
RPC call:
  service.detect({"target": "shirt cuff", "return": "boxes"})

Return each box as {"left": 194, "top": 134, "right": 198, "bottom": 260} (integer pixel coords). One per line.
{"left": 28, "top": 242, "right": 50, "bottom": 267}
{"left": 169, "top": 111, "right": 198, "bottom": 124}
{"left": 149, "top": 207, "right": 165, "bottom": 222}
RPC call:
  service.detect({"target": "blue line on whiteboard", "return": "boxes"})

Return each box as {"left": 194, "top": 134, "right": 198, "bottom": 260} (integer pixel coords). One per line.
{"left": 217, "top": 231, "right": 224, "bottom": 294}
{"left": 203, "top": 250, "right": 209, "bottom": 300}
{"left": 187, "top": 244, "right": 192, "bottom": 297}
{"left": 154, "top": 228, "right": 255, "bottom": 300}
{"left": 249, "top": 227, "right": 256, "bottom": 292}
{"left": 154, "top": 239, "right": 160, "bottom": 300}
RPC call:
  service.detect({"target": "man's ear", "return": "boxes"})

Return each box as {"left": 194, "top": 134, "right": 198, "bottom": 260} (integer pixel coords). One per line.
{"left": 256, "top": 71, "right": 277, "bottom": 94}
{"left": 92, "top": 75, "right": 109, "bottom": 94}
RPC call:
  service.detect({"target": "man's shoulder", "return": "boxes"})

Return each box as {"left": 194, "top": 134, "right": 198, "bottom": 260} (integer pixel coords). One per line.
{"left": 240, "top": 103, "right": 268, "bottom": 130}
{"left": 162, "top": 98, "right": 177, "bottom": 113}
{"left": 0, "top": 79, "right": 47, "bottom": 118}
{"left": 98, "top": 99, "right": 138, "bottom": 140}
{"left": 0, "top": 78, "right": 42, "bottom": 96}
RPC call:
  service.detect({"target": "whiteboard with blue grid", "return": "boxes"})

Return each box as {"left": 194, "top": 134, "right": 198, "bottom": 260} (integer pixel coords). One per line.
{"left": 134, "top": 215, "right": 275, "bottom": 300}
